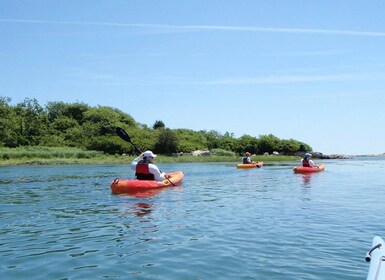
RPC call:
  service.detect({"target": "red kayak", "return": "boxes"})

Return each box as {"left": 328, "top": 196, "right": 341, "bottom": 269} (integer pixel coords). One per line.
{"left": 110, "top": 171, "right": 184, "bottom": 194}
{"left": 293, "top": 163, "right": 325, "bottom": 174}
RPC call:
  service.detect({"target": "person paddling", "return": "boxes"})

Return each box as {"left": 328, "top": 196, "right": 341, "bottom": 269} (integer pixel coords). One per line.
{"left": 301, "top": 153, "right": 317, "bottom": 168}
{"left": 242, "top": 152, "right": 254, "bottom": 164}
{"left": 131, "top": 150, "right": 166, "bottom": 181}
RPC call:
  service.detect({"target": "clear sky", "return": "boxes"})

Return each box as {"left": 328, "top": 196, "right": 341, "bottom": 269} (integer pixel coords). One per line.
{"left": 1, "top": 0, "right": 384, "bottom": 155}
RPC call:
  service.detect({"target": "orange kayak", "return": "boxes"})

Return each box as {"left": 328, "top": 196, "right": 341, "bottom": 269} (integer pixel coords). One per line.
{"left": 293, "top": 163, "right": 325, "bottom": 174}
{"left": 110, "top": 171, "right": 184, "bottom": 194}
{"left": 237, "top": 162, "right": 264, "bottom": 169}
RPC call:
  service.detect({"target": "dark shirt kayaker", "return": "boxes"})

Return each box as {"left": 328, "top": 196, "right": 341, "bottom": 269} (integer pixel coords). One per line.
{"left": 301, "top": 153, "right": 316, "bottom": 167}
{"left": 242, "top": 152, "right": 254, "bottom": 164}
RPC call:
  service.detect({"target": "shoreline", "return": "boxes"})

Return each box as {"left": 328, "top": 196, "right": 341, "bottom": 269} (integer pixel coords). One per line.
{"left": 0, "top": 155, "right": 300, "bottom": 167}
{"left": 1, "top": 152, "right": 383, "bottom": 168}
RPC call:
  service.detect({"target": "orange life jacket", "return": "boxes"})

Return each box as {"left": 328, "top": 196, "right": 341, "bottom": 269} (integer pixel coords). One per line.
{"left": 135, "top": 162, "right": 155, "bottom": 180}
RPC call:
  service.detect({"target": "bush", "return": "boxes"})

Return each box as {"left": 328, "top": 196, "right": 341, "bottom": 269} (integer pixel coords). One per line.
{"left": 211, "top": 148, "right": 236, "bottom": 156}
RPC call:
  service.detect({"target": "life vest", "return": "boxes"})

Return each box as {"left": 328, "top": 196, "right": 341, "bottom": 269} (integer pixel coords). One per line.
{"left": 302, "top": 159, "right": 311, "bottom": 167}
{"left": 135, "top": 162, "right": 155, "bottom": 180}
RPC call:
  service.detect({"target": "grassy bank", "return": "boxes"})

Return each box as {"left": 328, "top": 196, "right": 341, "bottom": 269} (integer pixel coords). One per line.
{"left": 157, "top": 154, "right": 299, "bottom": 163}
{"left": 0, "top": 146, "right": 119, "bottom": 166}
{"left": 0, "top": 146, "right": 300, "bottom": 166}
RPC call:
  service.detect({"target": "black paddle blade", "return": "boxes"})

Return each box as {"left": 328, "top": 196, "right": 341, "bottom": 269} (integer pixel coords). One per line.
{"left": 115, "top": 127, "right": 142, "bottom": 154}
{"left": 115, "top": 127, "right": 131, "bottom": 143}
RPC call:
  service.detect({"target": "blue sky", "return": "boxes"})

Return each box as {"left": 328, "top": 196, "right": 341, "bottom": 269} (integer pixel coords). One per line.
{"left": 1, "top": 0, "right": 384, "bottom": 155}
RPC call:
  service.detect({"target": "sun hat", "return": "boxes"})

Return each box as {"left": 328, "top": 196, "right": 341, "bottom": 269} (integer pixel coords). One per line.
{"left": 245, "top": 152, "right": 251, "bottom": 156}
{"left": 143, "top": 150, "right": 157, "bottom": 158}
{"left": 304, "top": 153, "right": 312, "bottom": 157}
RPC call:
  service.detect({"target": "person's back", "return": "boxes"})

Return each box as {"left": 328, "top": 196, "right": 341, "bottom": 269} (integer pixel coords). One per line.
{"left": 135, "top": 161, "right": 155, "bottom": 180}
{"left": 242, "top": 152, "right": 253, "bottom": 164}
{"left": 301, "top": 153, "right": 316, "bottom": 167}
{"left": 131, "top": 150, "right": 166, "bottom": 181}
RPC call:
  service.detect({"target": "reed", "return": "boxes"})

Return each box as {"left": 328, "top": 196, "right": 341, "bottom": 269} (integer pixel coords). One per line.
{"left": 0, "top": 146, "right": 299, "bottom": 166}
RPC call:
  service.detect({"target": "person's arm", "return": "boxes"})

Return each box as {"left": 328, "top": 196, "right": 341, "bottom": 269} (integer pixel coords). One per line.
{"left": 130, "top": 154, "right": 142, "bottom": 170}
{"left": 148, "top": 163, "right": 166, "bottom": 181}
{"left": 309, "top": 160, "right": 316, "bottom": 167}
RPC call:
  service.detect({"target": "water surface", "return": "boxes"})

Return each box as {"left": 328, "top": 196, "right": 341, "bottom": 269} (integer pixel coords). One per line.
{"left": 1, "top": 158, "right": 384, "bottom": 279}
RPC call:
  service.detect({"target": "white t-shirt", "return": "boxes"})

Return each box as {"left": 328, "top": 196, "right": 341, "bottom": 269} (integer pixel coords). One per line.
{"left": 131, "top": 155, "right": 166, "bottom": 181}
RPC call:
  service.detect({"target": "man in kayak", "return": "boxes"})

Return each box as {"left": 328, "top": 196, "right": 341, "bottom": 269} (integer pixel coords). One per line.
{"left": 301, "top": 153, "right": 317, "bottom": 167}
{"left": 131, "top": 150, "right": 167, "bottom": 181}
{"left": 242, "top": 152, "right": 254, "bottom": 164}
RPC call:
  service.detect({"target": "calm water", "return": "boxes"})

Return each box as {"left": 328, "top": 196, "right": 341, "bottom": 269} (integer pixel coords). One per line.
{"left": 1, "top": 158, "right": 385, "bottom": 279}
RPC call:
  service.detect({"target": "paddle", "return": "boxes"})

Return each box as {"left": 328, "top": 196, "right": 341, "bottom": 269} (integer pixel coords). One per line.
{"left": 115, "top": 127, "right": 142, "bottom": 154}
{"left": 115, "top": 127, "right": 175, "bottom": 186}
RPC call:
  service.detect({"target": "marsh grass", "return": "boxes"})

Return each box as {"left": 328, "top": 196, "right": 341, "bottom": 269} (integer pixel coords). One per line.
{"left": 0, "top": 146, "right": 299, "bottom": 166}
{"left": 0, "top": 146, "right": 115, "bottom": 166}
{"left": 156, "top": 155, "right": 298, "bottom": 163}
{"left": 0, "top": 146, "right": 101, "bottom": 159}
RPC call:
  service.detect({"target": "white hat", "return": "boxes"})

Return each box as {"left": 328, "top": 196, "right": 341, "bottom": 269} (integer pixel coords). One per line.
{"left": 143, "top": 150, "right": 157, "bottom": 158}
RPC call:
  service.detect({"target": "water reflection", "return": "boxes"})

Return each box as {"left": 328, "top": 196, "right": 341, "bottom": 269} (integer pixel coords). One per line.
{"left": 133, "top": 202, "right": 153, "bottom": 217}
{"left": 115, "top": 186, "right": 183, "bottom": 198}
{"left": 118, "top": 202, "right": 154, "bottom": 217}
{"left": 301, "top": 174, "right": 312, "bottom": 186}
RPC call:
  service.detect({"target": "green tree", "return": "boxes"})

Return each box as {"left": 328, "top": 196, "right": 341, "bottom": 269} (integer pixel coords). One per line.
{"left": 123, "top": 128, "right": 157, "bottom": 155}
{"left": 46, "top": 101, "right": 90, "bottom": 125}
{"left": 82, "top": 106, "right": 137, "bottom": 135}
{"left": 279, "top": 139, "right": 301, "bottom": 154}
{"left": 50, "top": 116, "right": 79, "bottom": 133}
{"left": 175, "top": 129, "right": 208, "bottom": 152}
{"left": 0, "top": 97, "right": 18, "bottom": 147}
{"left": 202, "top": 130, "right": 221, "bottom": 150}
{"left": 237, "top": 134, "right": 259, "bottom": 155}
{"left": 153, "top": 120, "right": 165, "bottom": 129}
{"left": 154, "top": 128, "right": 179, "bottom": 155}
{"left": 218, "top": 132, "right": 237, "bottom": 152}
{"left": 257, "top": 134, "right": 281, "bottom": 154}
{"left": 0, "top": 96, "right": 315, "bottom": 156}
{"left": 14, "top": 98, "right": 48, "bottom": 146}
{"left": 85, "top": 136, "right": 127, "bottom": 154}
{"left": 64, "top": 125, "right": 85, "bottom": 148}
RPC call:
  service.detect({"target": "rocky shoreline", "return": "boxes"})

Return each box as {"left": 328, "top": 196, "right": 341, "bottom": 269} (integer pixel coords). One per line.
{"left": 312, "top": 152, "right": 385, "bottom": 159}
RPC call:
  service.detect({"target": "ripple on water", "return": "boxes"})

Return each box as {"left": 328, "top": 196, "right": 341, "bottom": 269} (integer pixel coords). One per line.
{"left": 1, "top": 160, "right": 384, "bottom": 279}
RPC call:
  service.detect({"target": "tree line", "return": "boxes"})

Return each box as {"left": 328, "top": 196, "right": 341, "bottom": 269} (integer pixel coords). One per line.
{"left": 0, "top": 96, "right": 312, "bottom": 156}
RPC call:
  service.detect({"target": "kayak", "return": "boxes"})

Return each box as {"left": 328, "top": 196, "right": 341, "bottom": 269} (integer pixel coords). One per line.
{"left": 110, "top": 171, "right": 184, "bottom": 194}
{"left": 366, "top": 236, "right": 385, "bottom": 280}
{"left": 293, "top": 163, "right": 325, "bottom": 174}
{"left": 237, "top": 162, "right": 264, "bottom": 169}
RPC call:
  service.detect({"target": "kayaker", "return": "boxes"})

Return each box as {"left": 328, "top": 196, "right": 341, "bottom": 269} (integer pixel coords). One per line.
{"left": 242, "top": 152, "right": 254, "bottom": 164}
{"left": 131, "top": 150, "right": 167, "bottom": 181}
{"left": 301, "top": 153, "right": 317, "bottom": 167}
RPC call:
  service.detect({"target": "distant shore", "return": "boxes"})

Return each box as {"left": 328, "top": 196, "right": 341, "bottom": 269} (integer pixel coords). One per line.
{"left": 0, "top": 146, "right": 301, "bottom": 166}
{"left": 0, "top": 154, "right": 301, "bottom": 167}
{"left": 312, "top": 152, "right": 385, "bottom": 159}
{"left": 1, "top": 146, "right": 383, "bottom": 167}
